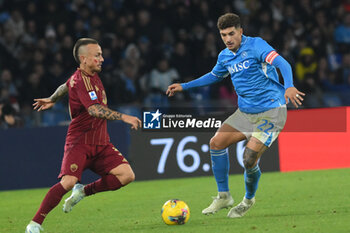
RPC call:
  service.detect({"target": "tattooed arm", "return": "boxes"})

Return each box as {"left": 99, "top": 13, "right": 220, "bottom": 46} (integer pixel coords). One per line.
{"left": 49, "top": 83, "right": 68, "bottom": 102}
{"left": 33, "top": 83, "right": 68, "bottom": 111}
{"left": 88, "top": 104, "right": 123, "bottom": 120}
{"left": 88, "top": 104, "right": 142, "bottom": 129}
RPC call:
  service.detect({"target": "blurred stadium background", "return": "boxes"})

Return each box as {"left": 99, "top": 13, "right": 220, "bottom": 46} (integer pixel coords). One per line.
{"left": 0, "top": 0, "right": 350, "bottom": 232}
{"left": 0, "top": 0, "right": 350, "bottom": 128}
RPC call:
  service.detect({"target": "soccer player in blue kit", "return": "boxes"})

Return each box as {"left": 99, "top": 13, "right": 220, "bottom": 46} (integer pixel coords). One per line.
{"left": 166, "top": 13, "right": 305, "bottom": 218}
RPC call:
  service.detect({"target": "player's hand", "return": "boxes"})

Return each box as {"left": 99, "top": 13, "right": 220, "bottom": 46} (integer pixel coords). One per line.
{"left": 33, "top": 98, "right": 55, "bottom": 111}
{"left": 284, "top": 87, "right": 305, "bottom": 108}
{"left": 166, "top": 83, "right": 183, "bottom": 97}
{"left": 122, "top": 114, "right": 142, "bottom": 130}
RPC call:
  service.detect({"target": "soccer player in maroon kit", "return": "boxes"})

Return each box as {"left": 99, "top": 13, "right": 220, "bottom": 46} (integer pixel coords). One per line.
{"left": 25, "top": 38, "right": 142, "bottom": 233}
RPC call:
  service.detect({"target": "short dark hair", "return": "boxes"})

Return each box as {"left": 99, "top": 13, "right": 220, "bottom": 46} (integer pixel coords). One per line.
{"left": 217, "top": 13, "right": 241, "bottom": 30}
{"left": 73, "top": 38, "right": 98, "bottom": 64}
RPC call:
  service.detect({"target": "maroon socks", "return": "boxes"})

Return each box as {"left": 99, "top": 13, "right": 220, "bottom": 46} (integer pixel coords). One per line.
{"left": 84, "top": 175, "right": 123, "bottom": 196}
{"left": 32, "top": 182, "right": 68, "bottom": 224}
{"left": 32, "top": 175, "right": 123, "bottom": 225}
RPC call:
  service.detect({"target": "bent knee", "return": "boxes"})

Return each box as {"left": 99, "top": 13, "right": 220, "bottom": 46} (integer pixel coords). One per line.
{"left": 60, "top": 175, "right": 78, "bottom": 190}
{"left": 127, "top": 171, "right": 135, "bottom": 183}
{"left": 243, "top": 158, "right": 256, "bottom": 169}
{"left": 209, "top": 137, "right": 226, "bottom": 150}
{"left": 243, "top": 149, "right": 259, "bottom": 169}
{"left": 119, "top": 171, "right": 135, "bottom": 186}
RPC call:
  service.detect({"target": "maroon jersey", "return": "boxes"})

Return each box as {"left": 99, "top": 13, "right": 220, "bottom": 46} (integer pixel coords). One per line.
{"left": 65, "top": 69, "right": 109, "bottom": 145}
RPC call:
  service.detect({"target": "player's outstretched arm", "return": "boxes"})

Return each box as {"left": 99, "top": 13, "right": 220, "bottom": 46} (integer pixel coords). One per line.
{"left": 33, "top": 83, "right": 68, "bottom": 111}
{"left": 166, "top": 72, "right": 223, "bottom": 97}
{"left": 88, "top": 104, "right": 141, "bottom": 130}
{"left": 166, "top": 83, "right": 183, "bottom": 97}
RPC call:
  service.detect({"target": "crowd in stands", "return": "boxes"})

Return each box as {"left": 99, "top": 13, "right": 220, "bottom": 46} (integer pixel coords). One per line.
{"left": 0, "top": 0, "right": 350, "bottom": 128}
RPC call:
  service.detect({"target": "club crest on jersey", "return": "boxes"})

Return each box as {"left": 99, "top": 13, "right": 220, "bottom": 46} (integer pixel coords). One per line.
{"left": 89, "top": 91, "right": 97, "bottom": 100}
{"left": 241, "top": 51, "right": 248, "bottom": 58}
{"left": 70, "top": 164, "right": 78, "bottom": 172}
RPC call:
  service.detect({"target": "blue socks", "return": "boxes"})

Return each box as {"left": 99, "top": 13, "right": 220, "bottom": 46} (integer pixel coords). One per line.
{"left": 210, "top": 148, "right": 261, "bottom": 199}
{"left": 244, "top": 165, "right": 261, "bottom": 199}
{"left": 210, "top": 149, "right": 229, "bottom": 192}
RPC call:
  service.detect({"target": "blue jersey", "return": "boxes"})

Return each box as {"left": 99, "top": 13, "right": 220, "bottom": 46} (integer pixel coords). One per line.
{"left": 211, "top": 35, "right": 286, "bottom": 113}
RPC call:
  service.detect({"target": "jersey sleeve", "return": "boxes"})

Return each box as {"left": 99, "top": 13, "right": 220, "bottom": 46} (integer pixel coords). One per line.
{"left": 211, "top": 53, "right": 230, "bottom": 78}
{"left": 254, "top": 37, "right": 279, "bottom": 64}
{"left": 74, "top": 77, "right": 100, "bottom": 110}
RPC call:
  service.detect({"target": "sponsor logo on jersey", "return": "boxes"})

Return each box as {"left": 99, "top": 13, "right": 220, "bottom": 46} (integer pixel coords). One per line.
{"left": 228, "top": 60, "right": 250, "bottom": 74}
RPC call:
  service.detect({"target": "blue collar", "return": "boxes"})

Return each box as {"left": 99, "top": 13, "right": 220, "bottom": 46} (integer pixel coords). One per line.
{"left": 241, "top": 35, "right": 247, "bottom": 45}
{"left": 229, "top": 35, "right": 247, "bottom": 55}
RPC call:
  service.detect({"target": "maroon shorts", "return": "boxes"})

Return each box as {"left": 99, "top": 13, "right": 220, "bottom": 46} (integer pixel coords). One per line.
{"left": 58, "top": 143, "right": 129, "bottom": 181}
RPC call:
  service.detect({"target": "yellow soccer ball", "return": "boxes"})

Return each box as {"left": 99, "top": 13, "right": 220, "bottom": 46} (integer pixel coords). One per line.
{"left": 161, "top": 199, "right": 190, "bottom": 225}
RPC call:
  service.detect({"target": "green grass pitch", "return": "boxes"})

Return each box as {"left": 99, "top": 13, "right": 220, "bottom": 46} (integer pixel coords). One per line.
{"left": 1, "top": 168, "right": 350, "bottom": 233}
